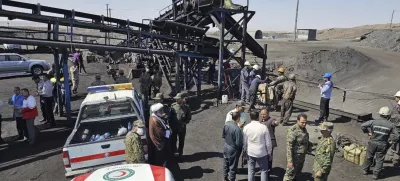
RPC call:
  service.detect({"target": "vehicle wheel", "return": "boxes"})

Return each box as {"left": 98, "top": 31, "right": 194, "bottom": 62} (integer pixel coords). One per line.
{"left": 31, "top": 65, "right": 44, "bottom": 75}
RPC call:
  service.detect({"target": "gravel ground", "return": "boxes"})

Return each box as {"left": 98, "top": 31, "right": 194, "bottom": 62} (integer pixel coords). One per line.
{"left": 360, "top": 30, "right": 400, "bottom": 52}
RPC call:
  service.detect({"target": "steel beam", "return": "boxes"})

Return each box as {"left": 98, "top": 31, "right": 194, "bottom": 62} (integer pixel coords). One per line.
{"left": 217, "top": 5, "right": 225, "bottom": 103}
{"left": 0, "top": 37, "right": 176, "bottom": 56}
{"left": 152, "top": 20, "right": 207, "bottom": 35}
{"left": 261, "top": 44, "right": 267, "bottom": 80}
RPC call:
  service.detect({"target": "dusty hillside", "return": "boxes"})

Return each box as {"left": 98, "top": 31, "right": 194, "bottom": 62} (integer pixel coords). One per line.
{"left": 317, "top": 23, "right": 400, "bottom": 40}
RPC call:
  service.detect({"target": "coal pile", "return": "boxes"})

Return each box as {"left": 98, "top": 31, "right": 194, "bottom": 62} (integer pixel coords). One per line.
{"left": 360, "top": 30, "right": 400, "bottom": 52}
{"left": 284, "top": 47, "right": 373, "bottom": 83}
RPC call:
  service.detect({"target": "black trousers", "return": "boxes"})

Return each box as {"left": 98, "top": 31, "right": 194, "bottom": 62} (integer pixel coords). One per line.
{"left": 43, "top": 97, "right": 56, "bottom": 126}
{"left": 362, "top": 141, "right": 388, "bottom": 176}
{"left": 39, "top": 96, "right": 47, "bottom": 121}
{"left": 319, "top": 97, "right": 330, "bottom": 121}
{"left": 15, "top": 117, "right": 28, "bottom": 139}
{"left": 79, "top": 60, "right": 87, "bottom": 73}
{"left": 249, "top": 92, "right": 257, "bottom": 110}
{"left": 171, "top": 126, "right": 186, "bottom": 156}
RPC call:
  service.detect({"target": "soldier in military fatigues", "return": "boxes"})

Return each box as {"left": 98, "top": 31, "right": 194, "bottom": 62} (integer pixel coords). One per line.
{"left": 124, "top": 120, "right": 146, "bottom": 164}
{"left": 313, "top": 122, "right": 336, "bottom": 181}
{"left": 90, "top": 75, "right": 106, "bottom": 86}
{"left": 170, "top": 93, "right": 192, "bottom": 159}
{"left": 281, "top": 74, "right": 297, "bottom": 125}
{"left": 283, "top": 113, "right": 312, "bottom": 181}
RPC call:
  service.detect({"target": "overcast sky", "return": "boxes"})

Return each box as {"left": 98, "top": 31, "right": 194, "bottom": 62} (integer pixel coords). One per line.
{"left": 1, "top": 0, "right": 399, "bottom": 31}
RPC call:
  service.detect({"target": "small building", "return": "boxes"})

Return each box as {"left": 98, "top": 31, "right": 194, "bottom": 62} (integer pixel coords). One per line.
{"left": 255, "top": 30, "right": 263, "bottom": 39}
{"left": 296, "top": 29, "right": 317, "bottom": 41}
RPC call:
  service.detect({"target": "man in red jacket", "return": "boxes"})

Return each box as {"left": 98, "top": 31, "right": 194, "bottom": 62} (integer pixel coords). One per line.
{"left": 21, "top": 88, "right": 38, "bottom": 145}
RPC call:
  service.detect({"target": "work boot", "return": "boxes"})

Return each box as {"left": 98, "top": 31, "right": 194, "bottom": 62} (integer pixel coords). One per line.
{"left": 363, "top": 170, "right": 370, "bottom": 175}
{"left": 372, "top": 174, "right": 379, "bottom": 180}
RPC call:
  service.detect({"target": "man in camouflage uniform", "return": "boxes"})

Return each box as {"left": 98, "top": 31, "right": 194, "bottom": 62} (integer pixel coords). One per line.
{"left": 124, "top": 120, "right": 146, "bottom": 164}
{"left": 281, "top": 74, "right": 297, "bottom": 125}
{"left": 284, "top": 113, "right": 312, "bottom": 181}
{"left": 269, "top": 67, "right": 288, "bottom": 111}
{"left": 115, "top": 70, "right": 130, "bottom": 84}
{"left": 313, "top": 122, "right": 336, "bottom": 181}
{"left": 170, "top": 93, "right": 192, "bottom": 160}
{"left": 90, "top": 75, "right": 106, "bottom": 86}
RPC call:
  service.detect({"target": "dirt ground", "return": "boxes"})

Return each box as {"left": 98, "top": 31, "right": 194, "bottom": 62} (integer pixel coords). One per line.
{"left": 0, "top": 43, "right": 400, "bottom": 181}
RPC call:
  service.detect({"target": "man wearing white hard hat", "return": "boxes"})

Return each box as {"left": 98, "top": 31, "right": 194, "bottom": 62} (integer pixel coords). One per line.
{"left": 249, "top": 64, "right": 261, "bottom": 84}
{"left": 240, "top": 61, "right": 252, "bottom": 103}
{"left": 149, "top": 103, "right": 171, "bottom": 167}
{"left": 390, "top": 100, "right": 400, "bottom": 167}
{"left": 361, "top": 106, "right": 400, "bottom": 179}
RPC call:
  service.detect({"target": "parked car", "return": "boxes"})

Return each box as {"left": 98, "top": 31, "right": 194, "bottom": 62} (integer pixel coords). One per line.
{"left": 3, "top": 44, "right": 22, "bottom": 50}
{"left": 0, "top": 53, "right": 51, "bottom": 75}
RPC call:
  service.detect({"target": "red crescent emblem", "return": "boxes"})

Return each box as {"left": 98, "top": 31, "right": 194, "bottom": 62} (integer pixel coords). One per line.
{"left": 116, "top": 171, "right": 127, "bottom": 177}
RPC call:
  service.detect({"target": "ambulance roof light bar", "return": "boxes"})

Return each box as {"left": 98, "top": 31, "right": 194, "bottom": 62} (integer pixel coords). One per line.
{"left": 87, "top": 83, "right": 133, "bottom": 93}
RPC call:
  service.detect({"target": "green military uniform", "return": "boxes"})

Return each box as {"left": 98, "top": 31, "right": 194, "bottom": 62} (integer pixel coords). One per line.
{"left": 170, "top": 93, "right": 192, "bottom": 157}
{"left": 124, "top": 129, "right": 146, "bottom": 164}
{"left": 124, "top": 120, "right": 146, "bottom": 164}
{"left": 313, "top": 122, "right": 336, "bottom": 181}
{"left": 284, "top": 124, "right": 311, "bottom": 181}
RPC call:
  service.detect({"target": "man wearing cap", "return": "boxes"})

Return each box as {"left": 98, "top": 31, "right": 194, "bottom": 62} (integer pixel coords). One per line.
{"left": 225, "top": 101, "right": 246, "bottom": 126}
{"left": 149, "top": 103, "right": 171, "bottom": 166}
{"left": 223, "top": 111, "right": 243, "bottom": 181}
{"left": 269, "top": 67, "right": 288, "bottom": 111}
{"left": 170, "top": 93, "right": 191, "bottom": 159}
{"left": 240, "top": 61, "right": 252, "bottom": 103}
{"left": 318, "top": 73, "right": 333, "bottom": 123}
{"left": 284, "top": 113, "right": 312, "bottom": 181}
{"left": 153, "top": 93, "right": 164, "bottom": 104}
{"left": 124, "top": 120, "right": 146, "bottom": 164}
{"left": 115, "top": 69, "right": 129, "bottom": 84}
{"left": 313, "top": 122, "right": 336, "bottom": 181}
{"left": 361, "top": 106, "right": 400, "bottom": 179}
{"left": 90, "top": 75, "right": 106, "bottom": 86}
{"left": 248, "top": 75, "right": 269, "bottom": 112}
{"left": 281, "top": 74, "right": 297, "bottom": 125}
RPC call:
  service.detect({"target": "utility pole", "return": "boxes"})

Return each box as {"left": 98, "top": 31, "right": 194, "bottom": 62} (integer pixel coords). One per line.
{"left": 390, "top": 10, "right": 397, "bottom": 29}
{"left": 293, "top": 0, "right": 299, "bottom": 42}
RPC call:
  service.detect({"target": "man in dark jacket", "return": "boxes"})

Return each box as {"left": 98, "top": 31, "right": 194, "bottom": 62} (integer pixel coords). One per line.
{"left": 361, "top": 106, "right": 400, "bottom": 179}
{"left": 170, "top": 93, "right": 191, "bottom": 160}
{"left": 259, "top": 108, "right": 279, "bottom": 177}
{"left": 248, "top": 75, "right": 269, "bottom": 112}
{"left": 223, "top": 111, "right": 243, "bottom": 181}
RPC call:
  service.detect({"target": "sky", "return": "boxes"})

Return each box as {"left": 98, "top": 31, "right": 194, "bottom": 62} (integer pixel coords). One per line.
{"left": 0, "top": 0, "right": 399, "bottom": 31}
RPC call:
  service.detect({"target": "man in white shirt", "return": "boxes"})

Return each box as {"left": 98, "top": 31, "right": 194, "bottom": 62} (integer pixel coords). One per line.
{"left": 21, "top": 88, "right": 38, "bottom": 145}
{"left": 243, "top": 111, "right": 272, "bottom": 181}
{"left": 35, "top": 74, "right": 56, "bottom": 127}
{"left": 225, "top": 101, "right": 246, "bottom": 124}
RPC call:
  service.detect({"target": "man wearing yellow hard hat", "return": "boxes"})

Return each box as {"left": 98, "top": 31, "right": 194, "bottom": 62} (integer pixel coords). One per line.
{"left": 269, "top": 67, "right": 288, "bottom": 111}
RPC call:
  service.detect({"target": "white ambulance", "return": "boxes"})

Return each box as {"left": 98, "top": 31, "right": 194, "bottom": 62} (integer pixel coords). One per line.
{"left": 71, "top": 164, "right": 175, "bottom": 181}
{"left": 62, "top": 83, "right": 147, "bottom": 177}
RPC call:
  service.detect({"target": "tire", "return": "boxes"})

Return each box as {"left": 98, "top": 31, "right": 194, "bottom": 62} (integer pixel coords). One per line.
{"left": 31, "top": 65, "right": 44, "bottom": 75}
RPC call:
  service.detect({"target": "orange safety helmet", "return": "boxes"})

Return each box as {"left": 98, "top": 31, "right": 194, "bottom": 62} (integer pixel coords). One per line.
{"left": 278, "top": 67, "right": 285, "bottom": 73}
